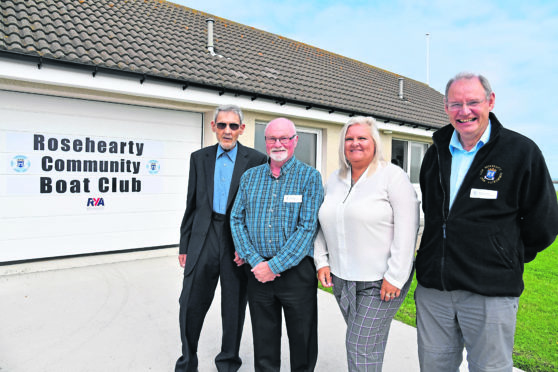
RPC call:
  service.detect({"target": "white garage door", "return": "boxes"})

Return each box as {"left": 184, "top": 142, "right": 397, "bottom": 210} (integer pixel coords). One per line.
{"left": 0, "top": 90, "right": 202, "bottom": 262}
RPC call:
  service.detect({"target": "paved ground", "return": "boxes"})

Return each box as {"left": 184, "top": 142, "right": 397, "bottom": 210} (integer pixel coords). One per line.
{"left": 0, "top": 248, "right": 522, "bottom": 371}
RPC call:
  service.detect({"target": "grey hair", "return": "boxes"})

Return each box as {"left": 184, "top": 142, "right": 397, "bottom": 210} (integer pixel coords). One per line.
{"left": 444, "top": 72, "right": 493, "bottom": 100}
{"left": 338, "top": 116, "right": 384, "bottom": 176}
{"left": 213, "top": 104, "right": 244, "bottom": 123}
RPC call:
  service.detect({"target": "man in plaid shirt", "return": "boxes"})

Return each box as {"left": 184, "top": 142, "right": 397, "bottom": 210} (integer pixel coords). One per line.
{"left": 231, "top": 117, "right": 324, "bottom": 372}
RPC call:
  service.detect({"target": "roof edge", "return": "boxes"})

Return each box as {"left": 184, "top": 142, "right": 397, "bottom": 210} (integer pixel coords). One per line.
{"left": 0, "top": 50, "right": 439, "bottom": 131}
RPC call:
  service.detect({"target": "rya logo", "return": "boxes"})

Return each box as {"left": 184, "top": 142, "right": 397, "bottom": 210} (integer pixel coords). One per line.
{"left": 87, "top": 197, "right": 105, "bottom": 207}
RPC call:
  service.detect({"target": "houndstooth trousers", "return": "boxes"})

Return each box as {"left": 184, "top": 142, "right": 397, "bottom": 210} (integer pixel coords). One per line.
{"left": 332, "top": 271, "right": 413, "bottom": 372}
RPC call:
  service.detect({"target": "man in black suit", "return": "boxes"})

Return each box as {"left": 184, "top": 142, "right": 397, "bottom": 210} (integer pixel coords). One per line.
{"left": 175, "top": 104, "right": 267, "bottom": 372}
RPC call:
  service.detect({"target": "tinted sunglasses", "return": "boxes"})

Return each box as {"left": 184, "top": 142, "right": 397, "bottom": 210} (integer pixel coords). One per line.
{"left": 216, "top": 122, "right": 241, "bottom": 130}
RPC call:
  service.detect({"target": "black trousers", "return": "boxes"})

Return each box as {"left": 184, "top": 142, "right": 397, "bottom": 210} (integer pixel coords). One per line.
{"left": 175, "top": 216, "right": 248, "bottom": 372}
{"left": 246, "top": 256, "right": 318, "bottom": 372}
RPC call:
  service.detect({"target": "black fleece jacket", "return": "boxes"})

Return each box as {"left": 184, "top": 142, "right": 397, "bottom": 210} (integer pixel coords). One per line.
{"left": 417, "top": 112, "right": 558, "bottom": 297}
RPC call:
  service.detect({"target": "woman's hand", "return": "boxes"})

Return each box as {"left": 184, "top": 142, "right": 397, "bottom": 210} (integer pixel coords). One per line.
{"left": 380, "top": 278, "right": 401, "bottom": 302}
{"left": 317, "top": 266, "right": 333, "bottom": 288}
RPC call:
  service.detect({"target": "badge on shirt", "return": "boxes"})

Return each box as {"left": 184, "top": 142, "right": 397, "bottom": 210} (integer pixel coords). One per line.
{"left": 470, "top": 188, "right": 498, "bottom": 199}
{"left": 284, "top": 194, "right": 302, "bottom": 203}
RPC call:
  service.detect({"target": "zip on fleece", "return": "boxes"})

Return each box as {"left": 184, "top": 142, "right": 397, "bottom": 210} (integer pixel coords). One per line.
{"left": 436, "top": 144, "right": 448, "bottom": 291}
{"left": 435, "top": 127, "right": 495, "bottom": 291}
{"left": 435, "top": 134, "right": 489, "bottom": 291}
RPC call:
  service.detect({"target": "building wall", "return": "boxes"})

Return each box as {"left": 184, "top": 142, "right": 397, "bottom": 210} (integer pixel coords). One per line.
{"left": 0, "top": 57, "right": 434, "bottom": 262}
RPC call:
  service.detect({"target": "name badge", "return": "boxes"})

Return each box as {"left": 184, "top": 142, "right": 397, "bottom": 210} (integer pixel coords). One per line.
{"left": 284, "top": 194, "right": 302, "bottom": 203}
{"left": 470, "top": 188, "right": 498, "bottom": 199}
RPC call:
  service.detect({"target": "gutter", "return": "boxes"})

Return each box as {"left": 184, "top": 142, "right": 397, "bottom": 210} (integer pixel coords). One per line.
{"left": 0, "top": 50, "right": 440, "bottom": 131}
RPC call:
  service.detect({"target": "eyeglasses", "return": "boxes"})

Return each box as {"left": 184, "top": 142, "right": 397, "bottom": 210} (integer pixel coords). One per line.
{"left": 265, "top": 134, "right": 297, "bottom": 145}
{"left": 215, "top": 122, "right": 241, "bottom": 130}
{"left": 446, "top": 99, "right": 485, "bottom": 112}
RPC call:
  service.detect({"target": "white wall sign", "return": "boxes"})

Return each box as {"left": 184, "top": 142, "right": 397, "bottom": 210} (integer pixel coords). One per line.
{"left": 6, "top": 132, "right": 160, "bottom": 195}
{"left": 0, "top": 90, "right": 202, "bottom": 262}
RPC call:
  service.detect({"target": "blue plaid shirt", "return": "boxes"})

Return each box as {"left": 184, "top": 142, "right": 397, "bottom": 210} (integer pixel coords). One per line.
{"left": 231, "top": 156, "right": 324, "bottom": 274}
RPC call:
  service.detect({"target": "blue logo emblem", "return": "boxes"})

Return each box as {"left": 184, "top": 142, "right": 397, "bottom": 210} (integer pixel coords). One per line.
{"left": 484, "top": 169, "right": 496, "bottom": 181}
{"left": 480, "top": 165, "right": 503, "bottom": 184}
{"left": 11, "top": 155, "right": 31, "bottom": 172}
{"left": 147, "top": 160, "right": 160, "bottom": 174}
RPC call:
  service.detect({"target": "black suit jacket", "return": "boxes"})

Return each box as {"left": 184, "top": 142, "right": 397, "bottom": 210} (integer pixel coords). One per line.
{"left": 179, "top": 142, "right": 267, "bottom": 276}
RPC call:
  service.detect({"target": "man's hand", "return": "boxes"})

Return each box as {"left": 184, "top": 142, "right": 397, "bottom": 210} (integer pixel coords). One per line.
{"left": 380, "top": 278, "right": 401, "bottom": 302}
{"left": 317, "top": 266, "right": 333, "bottom": 288}
{"left": 252, "top": 261, "right": 280, "bottom": 283}
{"left": 233, "top": 251, "right": 245, "bottom": 266}
{"left": 178, "top": 254, "right": 187, "bottom": 268}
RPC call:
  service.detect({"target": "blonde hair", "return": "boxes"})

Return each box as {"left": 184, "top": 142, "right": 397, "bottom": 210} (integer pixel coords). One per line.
{"left": 338, "top": 116, "right": 384, "bottom": 177}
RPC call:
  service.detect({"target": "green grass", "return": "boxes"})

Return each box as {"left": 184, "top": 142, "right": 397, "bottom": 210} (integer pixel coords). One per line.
{"left": 512, "top": 240, "right": 558, "bottom": 371}
{"left": 510, "top": 191, "right": 558, "bottom": 371}
{"left": 319, "top": 193, "right": 558, "bottom": 371}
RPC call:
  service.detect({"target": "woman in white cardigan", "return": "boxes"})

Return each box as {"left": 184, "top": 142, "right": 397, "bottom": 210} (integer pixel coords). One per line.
{"left": 314, "top": 116, "right": 420, "bottom": 371}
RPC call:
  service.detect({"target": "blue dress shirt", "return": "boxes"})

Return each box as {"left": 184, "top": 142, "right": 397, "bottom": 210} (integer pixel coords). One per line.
{"left": 448, "top": 122, "right": 491, "bottom": 208}
{"left": 213, "top": 145, "right": 237, "bottom": 214}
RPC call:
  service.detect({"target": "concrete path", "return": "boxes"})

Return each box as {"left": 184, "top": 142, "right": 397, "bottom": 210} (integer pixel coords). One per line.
{"left": 0, "top": 248, "right": 522, "bottom": 371}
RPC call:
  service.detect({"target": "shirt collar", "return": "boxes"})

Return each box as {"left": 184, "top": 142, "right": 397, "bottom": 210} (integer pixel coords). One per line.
{"left": 267, "top": 156, "right": 296, "bottom": 178}
{"left": 449, "top": 121, "right": 492, "bottom": 155}
{"left": 217, "top": 143, "right": 238, "bottom": 161}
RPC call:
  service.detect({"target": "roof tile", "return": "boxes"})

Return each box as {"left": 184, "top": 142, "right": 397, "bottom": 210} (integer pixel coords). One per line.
{"left": 1, "top": 0, "right": 447, "bottom": 127}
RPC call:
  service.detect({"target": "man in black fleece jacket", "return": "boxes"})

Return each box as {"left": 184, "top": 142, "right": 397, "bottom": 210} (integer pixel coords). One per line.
{"left": 415, "top": 72, "right": 558, "bottom": 372}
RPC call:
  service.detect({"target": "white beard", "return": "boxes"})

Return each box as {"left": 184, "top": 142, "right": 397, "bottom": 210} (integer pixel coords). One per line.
{"left": 269, "top": 151, "right": 288, "bottom": 162}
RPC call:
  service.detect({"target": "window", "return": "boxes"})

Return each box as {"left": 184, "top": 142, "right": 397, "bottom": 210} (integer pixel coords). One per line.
{"left": 391, "top": 139, "right": 429, "bottom": 183}
{"left": 255, "top": 123, "right": 322, "bottom": 169}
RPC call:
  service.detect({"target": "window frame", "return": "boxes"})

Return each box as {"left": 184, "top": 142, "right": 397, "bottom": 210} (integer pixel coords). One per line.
{"left": 391, "top": 138, "right": 429, "bottom": 184}
{"left": 255, "top": 122, "right": 322, "bottom": 170}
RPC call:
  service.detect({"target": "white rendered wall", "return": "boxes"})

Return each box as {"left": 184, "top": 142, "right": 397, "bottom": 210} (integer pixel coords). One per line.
{"left": 0, "top": 90, "right": 202, "bottom": 262}
{"left": 0, "top": 56, "right": 434, "bottom": 262}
